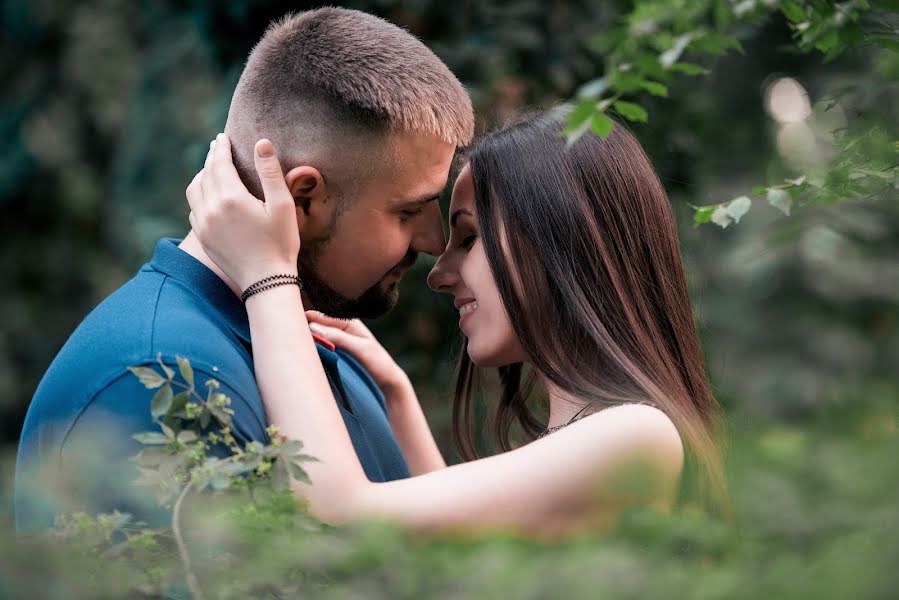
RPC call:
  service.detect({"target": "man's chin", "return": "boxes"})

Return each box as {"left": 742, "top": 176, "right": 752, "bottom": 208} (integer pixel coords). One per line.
{"left": 316, "top": 284, "right": 399, "bottom": 320}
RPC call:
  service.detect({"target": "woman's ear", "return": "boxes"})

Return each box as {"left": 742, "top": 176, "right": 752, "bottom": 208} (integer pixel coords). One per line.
{"left": 284, "top": 165, "right": 331, "bottom": 235}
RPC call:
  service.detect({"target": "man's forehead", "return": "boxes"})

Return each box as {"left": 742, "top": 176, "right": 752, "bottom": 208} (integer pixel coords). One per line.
{"left": 389, "top": 130, "right": 455, "bottom": 169}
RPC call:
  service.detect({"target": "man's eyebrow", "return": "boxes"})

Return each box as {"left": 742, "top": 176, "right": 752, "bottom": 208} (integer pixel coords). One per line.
{"left": 399, "top": 193, "right": 442, "bottom": 207}
{"left": 450, "top": 208, "right": 473, "bottom": 227}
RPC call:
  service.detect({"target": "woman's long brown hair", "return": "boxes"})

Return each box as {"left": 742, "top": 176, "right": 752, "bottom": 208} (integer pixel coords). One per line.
{"left": 452, "top": 113, "right": 731, "bottom": 516}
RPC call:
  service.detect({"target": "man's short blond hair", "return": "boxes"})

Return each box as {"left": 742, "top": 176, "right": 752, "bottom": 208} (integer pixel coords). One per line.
{"left": 225, "top": 8, "right": 474, "bottom": 199}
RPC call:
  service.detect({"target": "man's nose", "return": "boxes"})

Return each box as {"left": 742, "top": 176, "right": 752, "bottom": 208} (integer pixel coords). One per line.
{"left": 411, "top": 200, "right": 447, "bottom": 258}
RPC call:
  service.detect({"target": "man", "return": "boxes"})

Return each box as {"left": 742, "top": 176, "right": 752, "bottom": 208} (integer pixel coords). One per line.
{"left": 15, "top": 7, "right": 474, "bottom": 530}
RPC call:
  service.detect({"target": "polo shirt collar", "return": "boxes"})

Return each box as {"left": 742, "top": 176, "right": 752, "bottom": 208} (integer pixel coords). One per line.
{"left": 147, "top": 238, "right": 338, "bottom": 352}
{"left": 148, "top": 238, "right": 251, "bottom": 344}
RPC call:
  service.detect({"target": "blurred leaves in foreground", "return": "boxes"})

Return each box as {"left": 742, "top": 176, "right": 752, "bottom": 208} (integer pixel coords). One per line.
{"left": 1, "top": 385, "right": 896, "bottom": 598}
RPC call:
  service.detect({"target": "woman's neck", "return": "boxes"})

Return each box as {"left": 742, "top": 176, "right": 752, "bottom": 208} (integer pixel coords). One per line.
{"left": 543, "top": 379, "right": 593, "bottom": 429}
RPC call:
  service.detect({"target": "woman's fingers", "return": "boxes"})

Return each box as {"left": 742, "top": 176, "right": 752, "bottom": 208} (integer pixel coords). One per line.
{"left": 211, "top": 133, "right": 251, "bottom": 199}
{"left": 186, "top": 169, "right": 204, "bottom": 213}
{"left": 308, "top": 323, "right": 365, "bottom": 355}
{"left": 306, "top": 311, "right": 370, "bottom": 337}
{"left": 254, "top": 139, "right": 294, "bottom": 214}
{"left": 200, "top": 140, "right": 216, "bottom": 213}
{"left": 205, "top": 139, "right": 216, "bottom": 172}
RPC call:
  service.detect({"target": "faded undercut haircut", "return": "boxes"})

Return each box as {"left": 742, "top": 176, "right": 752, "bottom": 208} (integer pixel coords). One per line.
{"left": 224, "top": 7, "right": 475, "bottom": 202}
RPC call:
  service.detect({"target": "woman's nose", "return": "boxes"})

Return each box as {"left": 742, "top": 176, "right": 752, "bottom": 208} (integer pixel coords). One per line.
{"left": 427, "top": 250, "right": 458, "bottom": 293}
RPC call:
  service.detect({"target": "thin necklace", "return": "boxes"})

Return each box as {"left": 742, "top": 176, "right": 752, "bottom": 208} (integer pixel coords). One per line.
{"left": 537, "top": 403, "right": 593, "bottom": 440}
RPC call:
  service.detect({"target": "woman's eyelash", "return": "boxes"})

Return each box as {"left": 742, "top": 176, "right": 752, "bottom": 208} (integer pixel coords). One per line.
{"left": 460, "top": 234, "right": 477, "bottom": 249}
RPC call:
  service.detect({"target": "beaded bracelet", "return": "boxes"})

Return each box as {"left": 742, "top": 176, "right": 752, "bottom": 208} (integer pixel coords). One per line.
{"left": 240, "top": 274, "right": 303, "bottom": 303}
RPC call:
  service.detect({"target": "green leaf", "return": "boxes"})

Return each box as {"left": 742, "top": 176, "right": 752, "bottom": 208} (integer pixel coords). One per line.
{"left": 590, "top": 112, "right": 616, "bottom": 138}
{"left": 176, "top": 356, "right": 194, "bottom": 388}
{"left": 767, "top": 188, "right": 792, "bottom": 216}
{"left": 815, "top": 29, "right": 840, "bottom": 53}
{"left": 150, "top": 384, "right": 173, "bottom": 419}
{"left": 613, "top": 101, "right": 649, "bottom": 123}
{"left": 208, "top": 403, "right": 233, "bottom": 428}
{"left": 156, "top": 353, "right": 174, "bottom": 380}
{"left": 272, "top": 458, "right": 290, "bottom": 489}
{"left": 220, "top": 457, "right": 261, "bottom": 476}
{"left": 780, "top": 0, "right": 805, "bottom": 22}
{"left": 274, "top": 440, "right": 304, "bottom": 457}
{"left": 161, "top": 423, "right": 176, "bottom": 440}
{"left": 177, "top": 430, "right": 198, "bottom": 444}
{"left": 287, "top": 459, "right": 312, "bottom": 485}
{"left": 133, "top": 447, "right": 171, "bottom": 467}
{"left": 170, "top": 391, "right": 190, "bottom": 416}
{"left": 668, "top": 62, "right": 707, "bottom": 75}
{"left": 692, "top": 32, "right": 744, "bottom": 56}
{"left": 128, "top": 366, "right": 167, "bottom": 390}
{"left": 639, "top": 80, "right": 668, "bottom": 97}
{"left": 292, "top": 453, "right": 320, "bottom": 464}
{"left": 133, "top": 432, "right": 170, "bottom": 445}
{"left": 693, "top": 205, "right": 716, "bottom": 225}
{"left": 725, "top": 195, "right": 752, "bottom": 223}
{"left": 609, "top": 72, "right": 645, "bottom": 94}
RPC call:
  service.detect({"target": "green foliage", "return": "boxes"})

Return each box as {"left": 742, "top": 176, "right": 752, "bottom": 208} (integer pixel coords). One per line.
{"left": 0, "top": 374, "right": 896, "bottom": 598}
{"left": 128, "top": 355, "right": 316, "bottom": 507}
{"left": 561, "top": 0, "right": 897, "bottom": 229}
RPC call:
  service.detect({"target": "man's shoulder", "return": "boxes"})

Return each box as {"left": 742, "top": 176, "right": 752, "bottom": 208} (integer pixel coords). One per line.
{"left": 23, "top": 267, "right": 258, "bottom": 449}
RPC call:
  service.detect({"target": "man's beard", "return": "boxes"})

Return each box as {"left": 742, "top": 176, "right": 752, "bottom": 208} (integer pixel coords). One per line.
{"left": 299, "top": 239, "right": 416, "bottom": 319}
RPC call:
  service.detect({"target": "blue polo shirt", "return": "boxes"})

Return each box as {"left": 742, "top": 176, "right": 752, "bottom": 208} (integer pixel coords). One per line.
{"left": 15, "top": 238, "right": 409, "bottom": 531}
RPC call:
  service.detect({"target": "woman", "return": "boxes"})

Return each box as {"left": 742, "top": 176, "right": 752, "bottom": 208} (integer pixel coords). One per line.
{"left": 187, "top": 114, "right": 729, "bottom": 537}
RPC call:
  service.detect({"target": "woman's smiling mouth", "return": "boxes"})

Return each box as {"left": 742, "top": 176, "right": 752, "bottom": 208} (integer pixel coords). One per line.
{"left": 454, "top": 298, "right": 478, "bottom": 325}
{"left": 458, "top": 301, "right": 478, "bottom": 316}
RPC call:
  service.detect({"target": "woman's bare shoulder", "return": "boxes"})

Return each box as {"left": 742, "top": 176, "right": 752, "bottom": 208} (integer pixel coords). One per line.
{"left": 545, "top": 402, "right": 684, "bottom": 502}
{"left": 582, "top": 402, "right": 682, "bottom": 459}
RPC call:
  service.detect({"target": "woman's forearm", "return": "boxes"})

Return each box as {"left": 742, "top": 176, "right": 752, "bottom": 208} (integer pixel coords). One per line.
{"left": 244, "top": 284, "right": 370, "bottom": 522}
{"left": 381, "top": 377, "right": 447, "bottom": 475}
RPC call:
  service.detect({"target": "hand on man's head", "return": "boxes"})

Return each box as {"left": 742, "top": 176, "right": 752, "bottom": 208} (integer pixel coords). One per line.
{"left": 186, "top": 134, "right": 301, "bottom": 292}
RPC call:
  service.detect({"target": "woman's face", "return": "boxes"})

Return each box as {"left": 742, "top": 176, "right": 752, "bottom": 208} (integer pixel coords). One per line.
{"left": 427, "top": 165, "right": 527, "bottom": 367}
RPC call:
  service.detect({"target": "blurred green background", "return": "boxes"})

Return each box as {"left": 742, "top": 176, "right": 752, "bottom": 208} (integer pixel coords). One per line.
{"left": 1, "top": 1, "right": 898, "bottom": 597}
{"left": 1, "top": 0, "right": 896, "bottom": 477}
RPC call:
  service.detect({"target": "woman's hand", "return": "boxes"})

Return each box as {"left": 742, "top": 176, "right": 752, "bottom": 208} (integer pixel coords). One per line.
{"left": 186, "top": 134, "right": 300, "bottom": 292}
{"left": 307, "top": 310, "right": 446, "bottom": 475}
{"left": 306, "top": 311, "right": 411, "bottom": 396}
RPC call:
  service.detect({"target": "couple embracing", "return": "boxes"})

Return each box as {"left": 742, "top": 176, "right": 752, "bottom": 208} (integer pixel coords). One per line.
{"left": 17, "top": 7, "right": 728, "bottom": 535}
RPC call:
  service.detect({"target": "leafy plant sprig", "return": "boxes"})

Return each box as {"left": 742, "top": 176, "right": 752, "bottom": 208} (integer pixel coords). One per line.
{"left": 126, "top": 354, "right": 318, "bottom": 600}
{"left": 563, "top": 0, "right": 897, "bottom": 228}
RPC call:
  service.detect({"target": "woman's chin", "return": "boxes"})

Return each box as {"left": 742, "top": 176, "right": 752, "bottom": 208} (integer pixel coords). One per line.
{"left": 466, "top": 342, "right": 512, "bottom": 368}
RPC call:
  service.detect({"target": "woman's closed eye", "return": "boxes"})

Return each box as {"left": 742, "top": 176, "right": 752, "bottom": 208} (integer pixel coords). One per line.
{"left": 459, "top": 233, "right": 477, "bottom": 249}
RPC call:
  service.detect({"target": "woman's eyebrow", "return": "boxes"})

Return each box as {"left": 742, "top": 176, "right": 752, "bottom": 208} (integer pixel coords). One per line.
{"left": 450, "top": 208, "right": 473, "bottom": 227}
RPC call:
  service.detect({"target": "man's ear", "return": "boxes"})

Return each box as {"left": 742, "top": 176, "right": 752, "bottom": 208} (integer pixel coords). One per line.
{"left": 284, "top": 166, "right": 331, "bottom": 235}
